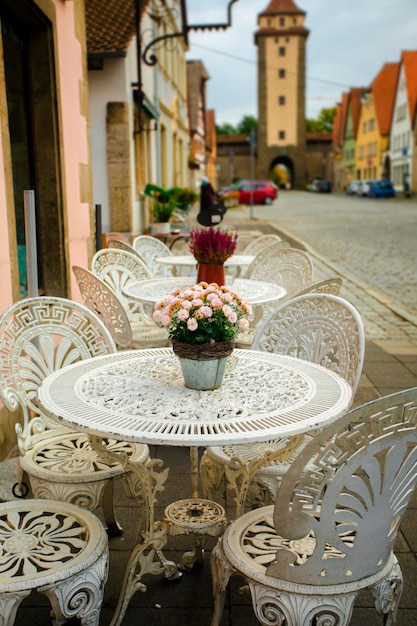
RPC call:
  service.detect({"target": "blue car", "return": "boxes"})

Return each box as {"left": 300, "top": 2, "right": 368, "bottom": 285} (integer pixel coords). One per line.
{"left": 368, "top": 180, "right": 396, "bottom": 198}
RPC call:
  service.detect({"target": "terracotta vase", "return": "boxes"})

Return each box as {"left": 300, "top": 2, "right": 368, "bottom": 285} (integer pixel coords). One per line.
{"left": 196, "top": 263, "right": 225, "bottom": 286}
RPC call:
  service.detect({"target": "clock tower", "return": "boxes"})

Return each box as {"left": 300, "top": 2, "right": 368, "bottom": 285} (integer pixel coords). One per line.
{"left": 255, "top": 0, "right": 309, "bottom": 188}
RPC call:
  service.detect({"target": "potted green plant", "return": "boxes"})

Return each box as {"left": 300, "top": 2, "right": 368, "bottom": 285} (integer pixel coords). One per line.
{"left": 144, "top": 183, "right": 176, "bottom": 233}
{"left": 170, "top": 186, "right": 199, "bottom": 212}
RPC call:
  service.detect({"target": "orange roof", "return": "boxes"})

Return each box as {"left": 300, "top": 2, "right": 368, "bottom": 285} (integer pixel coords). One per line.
{"left": 335, "top": 92, "right": 349, "bottom": 146}
{"left": 349, "top": 87, "right": 368, "bottom": 137}
{"left": 401, "top": 51, "right": 417, "bottom": 121}
{"left": 260, "top": 0, "right": 306, "bottom": 14}
{"left": 86, "top": 0, "right": 150, "bottom": 54}
{"left": 371, "top": 62, "right": 400, "bottom": 135}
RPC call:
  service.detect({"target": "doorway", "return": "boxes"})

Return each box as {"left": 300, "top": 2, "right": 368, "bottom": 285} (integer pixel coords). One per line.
{"left": 1, "top": 1, "right": 66, "bottom": 297}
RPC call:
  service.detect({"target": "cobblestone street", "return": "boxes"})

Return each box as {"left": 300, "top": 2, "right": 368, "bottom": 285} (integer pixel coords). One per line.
{"left": 223, "top": 191, "right": 417, "bottom": 342}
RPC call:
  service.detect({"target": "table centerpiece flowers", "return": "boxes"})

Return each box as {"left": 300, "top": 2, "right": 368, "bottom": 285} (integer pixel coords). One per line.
{"left": 152, "top": 281, "right": 252, "bottom": 390}
{"left": 189, "top": 226, "right": 238, "bottom": 286}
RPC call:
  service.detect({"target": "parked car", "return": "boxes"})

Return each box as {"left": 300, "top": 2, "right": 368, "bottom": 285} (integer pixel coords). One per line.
{"left": 345, "top": 180, "right": 361, "bottom": 195}
{"left": 357, "top": 180, "right": 374, "bottom": 197}
{"left": 367, "top": 180, "right": 396, "bottom": 198}
{"left": 309, "top": 179, "right": 332, "bottom": 193}
{"left": 221, "top": 180, "right": 278, "bottom": 205}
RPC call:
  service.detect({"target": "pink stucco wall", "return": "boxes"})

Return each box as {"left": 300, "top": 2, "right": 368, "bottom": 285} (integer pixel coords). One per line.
{"left": 0, "top": 0, "right": 92, "bottom": 311}
{"left": 55, "top": 0, "right": 92, "bottom": 300}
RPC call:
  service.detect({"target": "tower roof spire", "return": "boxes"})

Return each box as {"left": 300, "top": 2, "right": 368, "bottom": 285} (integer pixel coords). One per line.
{"left": 260, "top": 0, "right": 305, "bottom": 15}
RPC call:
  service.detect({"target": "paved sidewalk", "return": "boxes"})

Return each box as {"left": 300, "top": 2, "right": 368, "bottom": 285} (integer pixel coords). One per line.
{"left": 2, "top": 212, "right": 417, "bottom": 625}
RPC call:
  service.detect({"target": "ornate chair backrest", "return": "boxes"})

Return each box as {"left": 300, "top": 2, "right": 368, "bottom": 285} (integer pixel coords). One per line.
{"left": 245, "top": 247, "right": 313, "bottom": 298}
{"left": 266, "top": 388, "right": 417, "bottom": 586}
{"left": 72, "top": 265, "right": 133, "bottom": 349}
{"left": 132, "top": 235, "right": 173, "bottom": 277}
{"left": 252, "top": 293, "right": 365, "bottom": 398}
{"left": 0, "top": 296, "right": 116, "bottom": 451}
{"left": 242, "top": 234, "right": 282, "bottom": 255}
{"left": 91, "top": 248, "right": 152, "bottom": 307}
{"left": 294, "top": 277, "right": 342, "bottom": 298}
{"left": 108, "top": 238, "right": 139, "bottom": 257}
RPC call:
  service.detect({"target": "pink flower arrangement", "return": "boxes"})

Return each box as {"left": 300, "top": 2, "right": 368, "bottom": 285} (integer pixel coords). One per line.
{"left": 153, "top": 282, "right": 252, "bottom": 345}
{"left": 189, "top": 227, "right": 238, "bottom": 265}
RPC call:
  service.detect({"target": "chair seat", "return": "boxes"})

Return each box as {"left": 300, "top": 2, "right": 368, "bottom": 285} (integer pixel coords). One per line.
{"left": 21, "top": 431, "right": 149, "bottom": 482}
{"left": 19, "top": 431, "right": 149, "bottom": 511}
{"left": 0, "top": 499, "right": 108, "bottom": 625}
{"left": 220, "top": 504, "right": 397, "bottom": 595}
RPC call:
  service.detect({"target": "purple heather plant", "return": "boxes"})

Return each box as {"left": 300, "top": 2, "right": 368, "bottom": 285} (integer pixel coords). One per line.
{"left": 189, "top": 227, "right": 238, "bottom": 265}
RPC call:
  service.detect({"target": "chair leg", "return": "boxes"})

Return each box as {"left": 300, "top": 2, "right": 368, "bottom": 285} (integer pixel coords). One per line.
{"left": 101, "top": 479, "right": 123, "bottom": 536}
{"left": 200, "top": 452, "right": 225, "bottom": 499}
{"left": 210, "top": 539, "right": 234, "bottom": 626}
{"left": 370, "top": 561, "right": 403, "bottom": 626}
{"left": 0, "top": 590, "right": 31, "bottom": 625}
{"left": 39, "top": 549, "right": 109, "bottom": 626}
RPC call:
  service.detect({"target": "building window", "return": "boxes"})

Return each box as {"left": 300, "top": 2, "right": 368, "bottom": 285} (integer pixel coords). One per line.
{"left": 362, "top": 121, "right": 367, "bottom": 133}
{"left": 278, "top": 96, "right": 286, "bottom": 105}
{"left": 278, "top": 68, "right": 286, "bottom": 78}
{"left": 293, "top": 17, "right": 297, "bottom": 24}
{"left": 279, "top": 17, "right": 285, "bottom": 26}
{"left": 278, "top": 130, "right": 286, "bottom": 140}
{"left": 279, "top": 46, "right": 286, "bottom": 56}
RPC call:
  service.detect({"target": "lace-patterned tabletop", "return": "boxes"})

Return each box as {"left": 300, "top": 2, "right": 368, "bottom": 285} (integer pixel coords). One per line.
{"left": 123, "top": 277, "right": 286, "bottom": 307}
{"left": 38, "top": 349, "right": 352, "bottom": 447}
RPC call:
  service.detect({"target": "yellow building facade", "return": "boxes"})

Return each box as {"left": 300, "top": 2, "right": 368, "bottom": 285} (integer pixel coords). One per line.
{"left": 355, "top": 93, "right": 383, "bottom": 181}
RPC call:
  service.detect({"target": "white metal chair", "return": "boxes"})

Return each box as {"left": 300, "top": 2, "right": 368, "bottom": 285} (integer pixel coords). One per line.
{"left": 91, "top": 248, "right": 169, "bottom": 347}
{"left": 201, "top": 294, "right": 365, "bottom": 512}
{"left": 242, "top": 234, "right": 282, "bottom": 255}
{"left": 0, "top": 498, "right": 108, "bottom": 626}
{"left": 108, "top": 237, "right": 141, "bottom": 257}
{"left": 294, "top": 276, "right": 343, "bottom": 298}
{"left": 244, "top": 246, "right": 313, "bottom": 298}
{"left": 73, "top": 265, "right": 133, "bottom": 349}
{"left": 211, "top": 387, "right": 417, "bottom": 626}
{"left": 0, "top": 296, "right": 150, "bottom": 534}
{"left": 132, "top": 234, "right": 173, "bottom": 277}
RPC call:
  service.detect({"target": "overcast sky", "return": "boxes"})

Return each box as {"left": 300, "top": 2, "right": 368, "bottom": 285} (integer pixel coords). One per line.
{"left": 186, "top": 0, "right": 417, "bottom": 126}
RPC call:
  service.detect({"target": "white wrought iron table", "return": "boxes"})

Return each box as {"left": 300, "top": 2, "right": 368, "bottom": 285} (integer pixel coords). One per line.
{"left": 38, "top": 348, "right": 351, "bottom": 626}
{"left": 123, "top": 276, "right": 287, "bottom": 330}
{"left": 155, "top": 254, "right": 254, "bottom": 277}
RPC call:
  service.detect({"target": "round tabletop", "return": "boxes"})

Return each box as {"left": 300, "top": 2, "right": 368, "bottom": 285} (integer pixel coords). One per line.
{"left": 155, "top": 254, "right": 254, "bottom": 268}
{"left": 123, "top": 277, "right": 287, "bottom": 306}
{"left": 38, "top": 348, "right": 352, "bottom": 447}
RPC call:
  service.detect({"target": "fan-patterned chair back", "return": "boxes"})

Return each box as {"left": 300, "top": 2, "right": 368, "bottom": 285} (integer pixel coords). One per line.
{"left": 73, "top": 265, "right": 133, "bottom": 349}
{"left": 244, "top": 247, "right": 313, "bottom": 298}
{"left": 252, "top": 293, "right": 364, "bottom": 397}
{"left": 211, "top": 388, "right": 417, "bottom": 626}
{"left": 0, "top": 296, "right": 149, "bottom": 531}
{"left": 242, "top": 234, "right": 282, "bottom": 255}
{"left": 132, "top": 235, "right": 173, "bottom": 277}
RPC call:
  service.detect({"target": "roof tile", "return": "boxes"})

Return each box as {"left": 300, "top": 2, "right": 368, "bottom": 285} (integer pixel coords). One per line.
{"left": 86, "top": 0, "right": 150, "bottom": 54}
{"left": 401, "top": 51, "right": 417, "bottom": 122}
{"left": 371, "top": 62, "right": 400, "bottom": 135}
{"left": 260, "top": 0, "right": 306, "bottom": 15}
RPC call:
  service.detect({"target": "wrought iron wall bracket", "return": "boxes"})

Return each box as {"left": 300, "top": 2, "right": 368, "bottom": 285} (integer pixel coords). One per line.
{"left": 142, "top": 0, "right": 239, "bottom": 66}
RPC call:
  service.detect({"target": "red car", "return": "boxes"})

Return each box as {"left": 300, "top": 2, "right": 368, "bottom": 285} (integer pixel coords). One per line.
{"left": 222, "top": 180, "right": 278, "bottom": 205}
